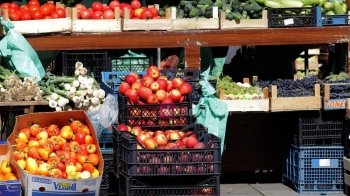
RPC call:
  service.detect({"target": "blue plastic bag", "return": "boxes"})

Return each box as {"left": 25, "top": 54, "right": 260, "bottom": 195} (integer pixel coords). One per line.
{"left": 193, "top": 67, "right": 228, "bottom": 155}
{"left": 0, "top": 18, "right": 45, "bottom": 81}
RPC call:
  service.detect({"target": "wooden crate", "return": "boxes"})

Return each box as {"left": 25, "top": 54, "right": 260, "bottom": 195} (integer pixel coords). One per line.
{"left": 0, "top": 7, "right": 71, "bottom": 35}
{"left": 218, "top": 77, "right": 270, "bottom": 112}
{"left": 71, "top": 7, "right": 122, "bottom": 33}
{"left": 220, "top": 10, "right": 268, "bottom": 29}
{"left": 169, "top": 7, "right": 219, "bottom": 30}
{"left": 323, "top": 83, "right": 349, "bottom": 110}
{"left": 294, "top": 55, "right": 319, "bottom": 71}
{"left": 270, "top": 84, "right": 321, "bottom": 112}
{"left": 121, "top": 6, "right": 171, "bottom": 31}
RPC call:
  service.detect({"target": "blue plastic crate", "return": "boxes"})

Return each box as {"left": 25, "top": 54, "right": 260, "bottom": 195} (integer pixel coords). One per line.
{"left": 99, "top": 128, "right": 113, "bottom": 153}
{"left": 101, "top": 71, "right": 147, "bottom": 99}
{"left": 283, "top": 144, "right": 344, "bottom": 194}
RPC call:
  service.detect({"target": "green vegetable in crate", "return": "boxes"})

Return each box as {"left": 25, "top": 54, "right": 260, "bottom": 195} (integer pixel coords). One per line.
{"left": 342, "top": 3, "right": 349, "bottom": 14}
{"left": 177, "top": 8, "right": 185, "bottom": 18}
{"left": 333, "top": 1, "right": 346, "bottom": 14}
{"left": 323, "top": 2, "right": 334, "bottom": 10}
{"left": 189, "top": 7, "right": 202, "bottom": 17}
{"left": 158, "top": 8, "right": 166, "bottom": 17}
{"left": 184, "top": 3, "right": 195, "bottom": 13}
{"left": 222, "top": 4, "right": 232, "bottom": 13}
{"left": 197, "top": 0, "right": 214, "bottom": 5}
{"left": 205, "top": 7, "right": 214, "bottom": 18}
{"left": 213, "top": 0, "right": 224, "bottom": 8}
{"left": 319, "top": 0, "right": 328, "bottom": 7}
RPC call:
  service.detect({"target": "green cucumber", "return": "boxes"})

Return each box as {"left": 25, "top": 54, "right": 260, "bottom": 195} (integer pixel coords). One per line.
{"left": 333, "top": 1, "right": 345, "bottom": 14}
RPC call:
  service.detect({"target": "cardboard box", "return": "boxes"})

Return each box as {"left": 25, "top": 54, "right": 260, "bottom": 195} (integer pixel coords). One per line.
{"left": 7, "top": 111, "right": 104, "bottom": 196}
{"left": 0, "top": 142, "right": 21, "bottom": 196}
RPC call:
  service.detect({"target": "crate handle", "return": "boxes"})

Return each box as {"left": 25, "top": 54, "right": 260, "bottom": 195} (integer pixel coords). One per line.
{"left": 180, "top": 123, "right": 207, "bottom": 133}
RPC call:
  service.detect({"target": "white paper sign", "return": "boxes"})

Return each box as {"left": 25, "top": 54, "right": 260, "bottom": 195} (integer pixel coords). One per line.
{"left": 284, "top": 18, "right": 294, "bottom": 26}
{"left": 319, "top": 159, "right": 330, "bottom": 167}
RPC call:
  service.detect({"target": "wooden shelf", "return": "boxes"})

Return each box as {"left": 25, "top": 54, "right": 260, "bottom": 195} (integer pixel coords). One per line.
{"left": 23, "top": 26, "right": 350, "bottom": 69}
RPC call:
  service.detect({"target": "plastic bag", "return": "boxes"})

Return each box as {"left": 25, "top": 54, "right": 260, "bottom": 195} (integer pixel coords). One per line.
{"left": 193, "top": 67, "right": 228, "bottom": 155}
{"left": 97, "top": 94, "right": 118, "bottom": 129}
{"left": 0, "top": 18, "right": 45, "bottom": 81}
{"left": 212, "top": 57, "right": 226, "bottom": 78}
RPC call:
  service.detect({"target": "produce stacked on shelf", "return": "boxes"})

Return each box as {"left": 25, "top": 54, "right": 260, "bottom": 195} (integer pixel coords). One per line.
{"left": 216, "top": 75, "right": 264, "bottom": 100}
{"left": 323, "top": 72, "right": 350, "bottom": 99}
{"left": 39, "top": 62, "right": 105, "bottom": 112}
{"left": 12, "top": 119, "right": 100, "bottom": 180}
{"left": 258, "top": 75, "right": 319, "bottom": 97}
{"left": 0, "top": 66, "right": 43, "bottom": 102}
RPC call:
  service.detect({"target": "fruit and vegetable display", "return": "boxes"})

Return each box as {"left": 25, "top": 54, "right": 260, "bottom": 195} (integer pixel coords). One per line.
{"left": 39, "top": 62, "right": 106, "bottom": 112}
{"left": 0, "top": 1, "right": 66, "bottom": 21}
{"left": 116, "top": 124, "right": 219, "bottom": 175}
{"left": 0, "top": 66, "right": 43, "bottom": 102}
{"left": 258, "top": 76, "right": 318, "bottom": 97}
{"left": 0, "top": 161, "right": 19, "bottom": 181}
{"left": 12, "top": 119, "right": 100, "bottom": 180}
{"left": 215, "top": 75, "right": 264, "bottom": 100}
{"left": 323, "top": 72, "right": 350, "bottom": 99}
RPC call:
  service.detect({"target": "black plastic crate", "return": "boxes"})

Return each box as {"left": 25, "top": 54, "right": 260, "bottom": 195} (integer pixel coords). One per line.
{"left": 109, "top": 57, "right": 153, "bottom": 72}
{"left": 160, "top": 70, "right": 217, "bottom": 104}
{"left": 113, "top": 123, "right": 221, "bottom": 177}
{"left": 101, "top": 153, "right": 114, "bottom": 189}
{"left": 118, "top": 92, "right": 193, "bottom": 129}
{"left": 119, "top": 172, "right": 220, "bottom": 196}
{"left": 61, "top": 51, "right": 109, "bottom": 83}
{"left": 294, "top": 111, "right": 344, "bottom": 146}
{"left": 268, "top": 7, "right": 318, "bottom": 28}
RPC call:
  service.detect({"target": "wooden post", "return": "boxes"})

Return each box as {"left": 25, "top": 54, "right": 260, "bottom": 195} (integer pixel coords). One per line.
{"left": 346, "top": 98, "right": 350, "bottom": 118}
{"left": 165, "top": 8, "right": 171, "bottom": 19}
{"left": 324, "top": 84, "right": 330, "bottom": 101}
{"left": 124, "top": 9, "right": 131, "bottom": 20}
{"left": 243, "top": 78, "right": 250, "bottom": 84}
{"left": 263, "top": 88, "right": 269, "bottom": 99}
{"left": 71, "top": 8, "right": 78, "bottom": 20}
{"left": 1, "top": 8, "right": 9, "bottom": 35}
{"left": 184, "top": 46, "right": 201, "bottom": 70}
{"left": 115, "top": 7, "right": 120, "bottom": 19}
{"left": 314, "top": 84, "right": 320, "bottom": 97}
{"left": 219, "top": 89, "right": 225, "bottom": 100}
{"left": 271, "top": 85, "right": 278, "bottom": 99}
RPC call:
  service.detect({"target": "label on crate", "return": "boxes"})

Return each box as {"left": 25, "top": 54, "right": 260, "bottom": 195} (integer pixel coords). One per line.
{"left": 323, "top": 99, "right": 346, "bottom": 110}
{"left": 284, "top": 18, "right": 294, "bottom": 26}
{"left": 319, "top": 159, "right": 330, "bottom": 167}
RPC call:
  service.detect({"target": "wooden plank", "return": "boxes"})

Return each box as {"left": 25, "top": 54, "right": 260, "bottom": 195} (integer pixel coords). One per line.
{"left": 222, "top": 99, "right": 269, "bottom": 112}
{"left": 184, "top": 46, "right": 200, "bottom": 70}
{"left": 72, "top": 7, "right": 122, "bottom": 33}
{"left": 220, "top": 10, "right": 268, "bottom": 29}
{"left": 346, "top": 98, "right": 350, "bottom": 118}
{"left": 344, "top": 156, "right": 350, "bottom": 172}
{"left": 270, "top": 84, "right": 321, "bottom": 111}
{"left": 294, "top": 56, "right": 319, "bottom": 71}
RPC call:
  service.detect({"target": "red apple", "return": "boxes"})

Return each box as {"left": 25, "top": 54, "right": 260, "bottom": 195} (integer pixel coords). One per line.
{"left": 131, "top": 128, "right": 141, "bottom": 136}
{"left": 178, "top": 154, "right": 189, "bottom": 162}
{"left": 119, "top": 82, "right": 131, "bottom": 95}
{"left": 172, "top": 78, "right": 185, "bottom": 89}
{"left": 165, "top": 142, "right": 177, "bottom": 149}
{"left": 168, "top": 89, "right": 182, "bottom": 103}
{"left": 178, "top": 131, "right": 185, "bottom": 139}
{"left": 154, "top": 134, "right": 168, "bottom": 146}
{"left": 132, "top": 126, "right": 142, "bottom": 132}
{"left": 162, "top": 97, "right": 174, "bottom": 104}
{"left": 175, "top": 139, "right": 185, "bottom": 148}
{"left": 147, "top": 65, "right": 160, "bottom": 80}
{"left": 158, "top": 76, "right": 168, "bottom": 81}
{"left": 137, "top": 99, "right": 147, "bottom": 105}
{"left": 168, "top": 132, "right": 181, "bottom": 140}
{"left": 143, "top": 138, "right": 158, "bottom": 149}
{"left": 155, "top": 90, "right": 168, "bottom": 102}
{"left": 117, "top": 124, "right": 128, "bottom": 131}
{"left": 129, "top": 72, "right": 141, "bottom": 80}
{"left": 125, "top": 89, "right": 138, "bottom": 104}
{"left": 141, "top": 75, "right": 154, "bottom": 88}
{"left": 167, "top": 81, "right": 175, "bottom": 92}
{"left": 164, "top": 130, "right": 173, "bottom": 137}
{"left": 194, "top": 142, "right": 205, "bottom": 149}
{"left": 185, "top": 131, "right": 196, "bottom": 138}
{"left": 179, "top": 82, "right": 192, "bottom": 95}
{"left": 156, "top": 79, "right": 168, "bottom": 91}
{"left": 149, "top": 81, "right": 160, "bottom": 93}
{"left": 147, "top": 94, "right": 159, "bottom": 104}
{"left": 149, "top": 157, "right": 161, "bottom": 164}
{"left": 136, "top": 133, "right": 149, "bottom": 145}
{"left": 153, "top": 130, "right": 164, "bottom": 137}
{"left": 163, "top": 155, "right": 174, "bottom": 163}
{"left": 185, "top": 137, "right": 198, "bottom": 148}
{"left": 157, "top": 146, "right": 166, "bottom": 150}
{"left": 138, "top": 87, "right": 153, "bottom": 101}
{"left": 146, "top": 131, "right": 154, "bottom": 137}
{"left": 125, "top": 75, "right": 137, "bottom": 85}
{"left": 131, "top": 81, "right": 144, "bottom": 91}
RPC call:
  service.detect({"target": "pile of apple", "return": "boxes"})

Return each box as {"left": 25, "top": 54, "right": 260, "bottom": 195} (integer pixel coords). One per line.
{"left": 117, "top": 124, "right": 216, "bottom": 175}
{"left": 12, "top": 120, "right": 100, "bottom": 180}
{"left": 119, "top": 65, "right": 193, "bottom": 105}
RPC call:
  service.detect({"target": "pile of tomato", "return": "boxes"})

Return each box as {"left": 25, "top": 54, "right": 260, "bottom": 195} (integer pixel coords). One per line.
{"left": 0, "top": 161, "right": 18, "bottom": 181}
{"left": 12, "top": 119, "right": 100, "bottom": 180}
{"left": 75, "top": 0, "right": 160, "bottom": 20}
{"left": 0, "top": 1, "right": 66, "bottom": 21}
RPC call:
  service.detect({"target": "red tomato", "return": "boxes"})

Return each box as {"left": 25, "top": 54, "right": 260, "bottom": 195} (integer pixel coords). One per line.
{"left": 20, "top": 12, "right": 32, "bottom": 20}
{"left": 141, "top": 9, "right": 153, "bottom": 19}
{"left": 8, "top": 8, "right": 16, "bottom": 13}
{"left": 28, "top": 0, "right": 40, "bottom": 7}
{"left": 91, "top": 11, "right": 102, "bottom": 19}
{"left": 9, "top": 3, "right": 19, "bottom": 10}
{"left": 80, "top": 10, "right": 91, "bottom": 19}
{"left": 51, "top": 11, "right": 59, "bottom": 18}
{"left": 28, "top": 5, "right": 39, "bottom": 14}
{"left": 109, "top": 0, "right": 120, "bottom": 10}
{"left": 148, "top": 7, "right": 158, "bottom": 17}
{"left": 103, "top": 10, "right": 115, "bottom": 19}
{"left": 20, "top": 8, "right": 28, "bottom": 13}
{"left": 15, "top": 9, "right": 23, "bottom": 17}
{"left": 75, "top": 3, "right": 86, "bottom": 10}
{"left": 56, "top": 8, "right": 66, "bottom": 18}
{"left": 134, "top": 8, "right": 144, "bottom": 18}
{"left": 9, "top": 12, "right": 20, "bottom": 21}
{"left": 103, "top": 6, "right": 111, "bottom": 12}
{"left": 131, "top": 0, "right": 141, "bottom": 10}
{"left": 91, "top": 1, "right": 103, "bottom": 12}
{"left": 40, "top": 4, "right": 52, "bottom": 16}
{"left": 46, "top": 2, "right": 56, "bottom": 12}
{"left": 74, "top": 131, "right": 86, "bottom": 145}
{"left": 0, "top": 3, "right": 9, "bottom": 9}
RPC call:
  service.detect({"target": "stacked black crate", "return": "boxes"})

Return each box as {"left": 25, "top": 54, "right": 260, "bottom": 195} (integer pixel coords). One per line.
{"left": 111, "top": 83, "right": 221, "bottom": 196}
{"left": 282, "top": 110, "right": 344, "bottom": 194}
